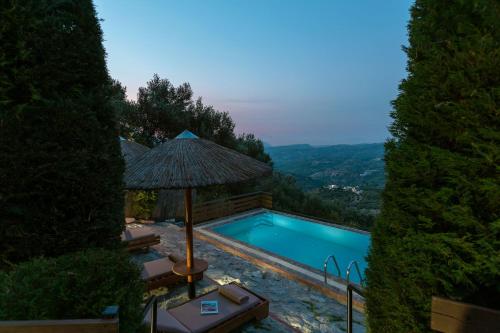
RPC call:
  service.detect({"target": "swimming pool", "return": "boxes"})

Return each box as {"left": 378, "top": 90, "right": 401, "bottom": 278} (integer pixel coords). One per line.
{"left": 212, "top": 211, "right": 370, "bottom": 284}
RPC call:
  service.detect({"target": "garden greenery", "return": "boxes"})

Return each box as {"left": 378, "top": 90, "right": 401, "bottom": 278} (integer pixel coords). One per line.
{"left": 0, "top": 249, "right": 144, "bottom": 333}
{"left": 0, "top": 0, "right": 125, "bottom": 267}
{"left": 366, "top": 0, "right": 500, "bottom": 331}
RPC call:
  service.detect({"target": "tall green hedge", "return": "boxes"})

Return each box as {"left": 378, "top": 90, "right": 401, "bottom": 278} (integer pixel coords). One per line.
{"left": 366, "top": 0, "right": 500, "bottom": 331}
{"left": 0, "top": 0, "right": 125, "bottom": 267}
{"left": 0, "top": 249, "right": 144, "bottom": 333}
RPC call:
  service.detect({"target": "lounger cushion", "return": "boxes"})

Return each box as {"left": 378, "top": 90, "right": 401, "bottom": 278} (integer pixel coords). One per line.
{"left": 219, "top": 284, "right": 249, "bottom": 305}
{"left": 121, "top": 227, "right": 155, "bottom": 242}
{"left": 168, "top": 253, "right": 184, "bottom": 263}
{"left": 169, "top": 286, "right": 260, "bottom": 333}
{"left": 144, "top": 307, "right": 190, "bottom": 333}
{"left": 142, "top": 258, "right": 175, "bottom": 280}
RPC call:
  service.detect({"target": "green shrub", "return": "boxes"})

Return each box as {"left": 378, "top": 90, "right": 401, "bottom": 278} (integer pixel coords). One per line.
{"left": 366, "top": 0, "right": 500, "bottom": 331}
{"left": 129, "top": 191, "right": 158, "bottom": 220}
{"left": 0, "top": 249, "right": 144, "bottom": 333}
{"left": 0, "top": 0, "right": 125, "bottom": 266}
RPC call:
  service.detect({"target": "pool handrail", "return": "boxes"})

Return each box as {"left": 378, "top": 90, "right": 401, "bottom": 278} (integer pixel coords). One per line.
{"left": 142, "top": 295, "right": 158, "bottom": 333}
{"left": 323, "top": 254, "right": 341, "bottom": 284}
{"left": 346, "top": 260, "right": 365, "bottom": 287}
{"left": 347, "top": 282, "right": 365, "bottom": 333}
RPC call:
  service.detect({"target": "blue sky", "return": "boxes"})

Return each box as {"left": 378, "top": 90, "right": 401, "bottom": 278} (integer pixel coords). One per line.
{"left": 95, "top": 0, "right": 413, "bottom": 146}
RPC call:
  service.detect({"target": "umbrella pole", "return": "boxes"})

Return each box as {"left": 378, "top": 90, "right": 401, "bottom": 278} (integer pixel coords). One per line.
{"left": 184, "top": 188, "right": 195, "bottom": 299}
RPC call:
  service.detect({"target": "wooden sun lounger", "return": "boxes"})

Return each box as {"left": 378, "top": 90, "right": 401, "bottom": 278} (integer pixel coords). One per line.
{"left": 0, "top": 306, "right": 119, "bottom": 333}
{"left": 431, "top": 296, "right": 500, "bottom": 333}
{"left": 144, "top": 282, "right": 269, "bottom": 333}
{"left": 142, "top": 255, "right": 203, "bottom": 291}
{"left": 121, "top": 227, "right": 160, "bottom": 252}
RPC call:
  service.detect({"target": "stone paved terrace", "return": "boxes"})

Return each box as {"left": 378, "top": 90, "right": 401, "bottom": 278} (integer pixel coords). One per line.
{"left": 130, "top": 222, "right": 366, "bottom": 333}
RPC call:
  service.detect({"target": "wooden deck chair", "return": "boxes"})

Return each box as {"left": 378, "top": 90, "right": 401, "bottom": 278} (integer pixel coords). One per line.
{"left": 0, "top": 306, "right": 119, "bottom": 333}
{"left": 142, "top": 254, "right": 203, "bottom": 291}
{"left": 144, "top": 282, "right": 269, "bottom": 333}
{"left": 121, "top": 226, "right": 160, "bottom": 252}
{"left": 431, "top": 296, "right": 500, "bottom": 333}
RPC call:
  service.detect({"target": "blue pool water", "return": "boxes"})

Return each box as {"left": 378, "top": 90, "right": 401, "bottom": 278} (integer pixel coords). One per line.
{"left": 213, "top": 212, "right": 370, "bottom": 284}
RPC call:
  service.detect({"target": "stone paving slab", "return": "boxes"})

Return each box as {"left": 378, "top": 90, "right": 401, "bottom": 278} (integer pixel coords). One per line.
{"left": 130, "top": 223, "right": 366, "bottom": 333}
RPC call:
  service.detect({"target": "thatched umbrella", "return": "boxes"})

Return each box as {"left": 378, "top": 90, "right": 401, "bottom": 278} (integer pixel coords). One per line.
{"left": 125, "top": 130, "right": 272, "bottom": 297}
{"left": 121, "top": 138, "right": 185, "bottom": 221}
{"left": 120, "top": 137, "right": 150, "bottom": 166}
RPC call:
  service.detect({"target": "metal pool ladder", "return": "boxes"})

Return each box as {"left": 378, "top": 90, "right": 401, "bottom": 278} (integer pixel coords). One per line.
{"left": 323, "top": 254, "right": 341, "bottom": 285}
{"left": 346, "top": 260, "right": 366, "bottom": 287}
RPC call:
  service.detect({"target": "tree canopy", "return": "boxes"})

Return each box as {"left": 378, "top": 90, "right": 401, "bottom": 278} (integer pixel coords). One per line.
{"left": 116, "top": 74, "right": 241, "bottom": 150}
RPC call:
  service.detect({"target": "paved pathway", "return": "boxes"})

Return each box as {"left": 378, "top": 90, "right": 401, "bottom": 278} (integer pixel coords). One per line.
{"left": 131, "top": 223, "right": 366, "bottom": 333}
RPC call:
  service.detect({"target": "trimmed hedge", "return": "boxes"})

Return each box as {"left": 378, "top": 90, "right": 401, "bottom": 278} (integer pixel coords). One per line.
{"left": 0, "top": 249, "right": 144, "bottom": 333}
{"left": 0, "top": 0, "right": 125, "bottom": 266}
{"left": 366, "top": 0, "right": 500, "bottom": 332}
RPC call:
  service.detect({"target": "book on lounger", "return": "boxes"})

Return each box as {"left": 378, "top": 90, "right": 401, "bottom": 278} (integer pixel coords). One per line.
{"left": 200, "top": 300, "right": 219, "bottom": 315}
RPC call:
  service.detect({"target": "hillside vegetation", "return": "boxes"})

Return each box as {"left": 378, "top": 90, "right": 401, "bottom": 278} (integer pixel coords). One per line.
{"left": 267, "top": 143, "right": 385, "bottom": 190}
{"left": 267, "top": 143, "right": 385, "bottom": 217}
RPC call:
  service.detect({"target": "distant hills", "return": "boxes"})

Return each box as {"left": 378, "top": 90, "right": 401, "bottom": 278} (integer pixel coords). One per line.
{"left": 266, "top": 143, "right": 385, "bottom": 191}
{"left": 266, "top": 143, "right": 385, "bottom": 216}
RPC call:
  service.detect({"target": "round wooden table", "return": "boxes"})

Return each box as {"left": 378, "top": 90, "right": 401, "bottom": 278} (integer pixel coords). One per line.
{"left": 173, "top": 259, "right": 208, "bottom": 276}
{"left": 173, "top": 259, "right": 208, "bottom": 299}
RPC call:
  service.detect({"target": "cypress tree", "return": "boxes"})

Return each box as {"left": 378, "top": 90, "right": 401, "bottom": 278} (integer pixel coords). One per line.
{"left": 366, "top": 1, "right": 500, "bottom": 331}
{"left": 0, "top": 0, "right": 125, "bottom": 266}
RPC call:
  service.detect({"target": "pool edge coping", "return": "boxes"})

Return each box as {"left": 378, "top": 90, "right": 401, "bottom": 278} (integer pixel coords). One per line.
{"left": 195, "top": 209, "right": 366, "bottom": 312}
{"left": 196, "top": 209, "right": 368, "bottom": 288}
{"left": 196, "top": 208, "right": 370, "bottom": 236}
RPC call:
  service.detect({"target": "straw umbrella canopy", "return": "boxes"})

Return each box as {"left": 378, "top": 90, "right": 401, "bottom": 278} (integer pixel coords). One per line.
{"left": 125, "top": 130, "right": 271, "bottom": 189}
{"left": 124, "top": 130, "right": 272, "bottom": 297}
{"left": 120, "top": 138, "right": 185, "bottom": 220}
{"left": 120, "top": 137, "right": 150, "bottom": 167}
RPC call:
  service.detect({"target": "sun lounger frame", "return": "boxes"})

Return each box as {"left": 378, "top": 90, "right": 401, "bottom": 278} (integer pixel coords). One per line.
{"left": 0, "top": 306, "right": 119, "bottom": 333}
{"left": 157, "top": 282, "right": 269, "bottom": 333}
{"left": 124, "top": 233, "right": 161, "bottom": 252}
